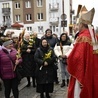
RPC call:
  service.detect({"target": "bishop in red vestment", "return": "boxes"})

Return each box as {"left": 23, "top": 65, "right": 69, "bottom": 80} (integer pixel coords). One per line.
{"left": 67, "top": 7, "right": 98, "bottom": 98}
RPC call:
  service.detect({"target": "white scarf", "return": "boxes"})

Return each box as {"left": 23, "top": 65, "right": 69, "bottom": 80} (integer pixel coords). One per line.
{"left": 88, "top": 25, "right": 98, "bottom": 50}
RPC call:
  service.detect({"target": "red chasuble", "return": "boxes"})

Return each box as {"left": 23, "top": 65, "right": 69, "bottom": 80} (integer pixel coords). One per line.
{"left": 67, "top": 29, "right": 98, "bottom": 98}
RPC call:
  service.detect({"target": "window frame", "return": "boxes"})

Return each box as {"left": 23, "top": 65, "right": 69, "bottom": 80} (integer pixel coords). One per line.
{"left": 37, "top": 0, "right": 43, "bottom": 7}
{"left": 26, "top": 14, "right": 32, "bottom": 21}
{"left": 37, "top": 13, "right": 43, "bottom": 20}
{"left": 25, "top": 1, "right": 31, "bottom": 8}
{"left": 38, "top": 26, "right": 43, "bottom": 33}
{"left": 27, "top": 26, "right": 32, "bottom": 31}
{"left": 15, "top": 2, "right": 20, "bottom": 9}
{"left": 15, "top": 15, "right": 20, "bottom": 22}
{"left": 2, "top": 3, "right": 10, "bottom": 8}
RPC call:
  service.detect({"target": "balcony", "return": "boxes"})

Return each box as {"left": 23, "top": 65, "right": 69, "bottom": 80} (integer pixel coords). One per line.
{"left": 2, "top": 8, "right": 11, "bottom": 15}
{"left": 49, "top": 3, "right": 59, "bottom": 11}
{"left": 49, "top": 17, "right": 59, "bottom": 25}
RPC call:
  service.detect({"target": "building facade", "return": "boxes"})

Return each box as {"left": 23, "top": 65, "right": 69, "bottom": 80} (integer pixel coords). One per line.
{"left": 0, "top": 0, "right": 74, "bottom": 37}
{"left": 0, "top": 0, "right": 13, "bottom": 28}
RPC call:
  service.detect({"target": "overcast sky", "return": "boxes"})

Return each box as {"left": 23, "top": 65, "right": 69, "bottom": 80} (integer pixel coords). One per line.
{"left": 72, "top": 0, "right": 98, "bottom": 28}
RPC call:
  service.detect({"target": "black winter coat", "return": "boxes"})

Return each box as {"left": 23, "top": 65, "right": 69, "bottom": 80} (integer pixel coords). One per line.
{"left": 20, "top": 40, "right": 36, "bottom": 77}
{"left": 34, "top": 46, "right": 56, "bottom": 84}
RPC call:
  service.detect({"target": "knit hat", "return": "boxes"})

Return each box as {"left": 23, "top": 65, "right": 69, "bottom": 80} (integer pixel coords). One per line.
{"left": 3, "top": 40, "right": 13, "bottom": 47}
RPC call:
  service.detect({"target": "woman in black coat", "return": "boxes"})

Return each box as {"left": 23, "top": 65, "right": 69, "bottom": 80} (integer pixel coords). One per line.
{"left": 20, "top": 33, "right": 36, "bottom": 87}
{"left": 34, "top": 38, "right": 56, "bottom": 98}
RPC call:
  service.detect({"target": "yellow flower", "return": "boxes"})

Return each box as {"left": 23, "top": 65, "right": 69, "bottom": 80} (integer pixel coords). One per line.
{"left": 16, "top": 49, "right": 21, "bottom": 59}
{"left": 28, "top": 36, "right": 35, "bottom": 47}
{"left": 43, "top": 50, "right": 52, "bottom": 61}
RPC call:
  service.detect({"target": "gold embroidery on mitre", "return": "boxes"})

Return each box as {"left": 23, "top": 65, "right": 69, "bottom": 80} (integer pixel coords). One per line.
{"left": 76, "top": 36, "right": 92, "bottom": 45}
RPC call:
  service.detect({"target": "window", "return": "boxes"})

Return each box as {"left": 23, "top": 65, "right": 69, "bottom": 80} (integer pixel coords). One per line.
{"left": 26, "top": 14, "right": 32, "bottom": 21}
{"left": 15, "top": 2, "right": 20, "bottom": 9}
{"left": 50, "top": 26, "right": 56, "bottom": 32}
{"left": 27, "top": 27, "right": 32, "bottom": 31}
{"left": 37, "top": 13, "right": 43, "bottom": 20}
{"left": 3, "top": 16, "right": 10, "bottom": 22}
{"left": 38, "top": 26, "right": 43, "bottom": 33}
{"left": 2, "top": 3, "right": 10, "bottom": 8}
{"left": 37, "top": 0, "right": 42, "bottom": 7}
{"left": 25, "top": 1, "right": 31, "bottom": 8}
{"left": 56, "top": 26, "right": 58, "bottom": 32}
{"left": 3, "top": 16, "right": 10, "bottom": 26}
{"left": 15, "top": 15, "right": 20, "bottom": 22}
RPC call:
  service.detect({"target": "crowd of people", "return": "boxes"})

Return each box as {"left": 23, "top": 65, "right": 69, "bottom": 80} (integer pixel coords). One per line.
{"left": 0, "top": 28, "right": 72, "bottom": 98}
{"left": 0, "top": 4, "right": 98, "bottom": 98}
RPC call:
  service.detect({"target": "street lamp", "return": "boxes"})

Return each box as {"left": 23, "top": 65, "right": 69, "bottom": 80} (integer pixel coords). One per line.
{"left": 61, "top": 0, "right": 67, "bottom": 32}
{"left": 62, "top": 0, "right": 65, "bottom": 32}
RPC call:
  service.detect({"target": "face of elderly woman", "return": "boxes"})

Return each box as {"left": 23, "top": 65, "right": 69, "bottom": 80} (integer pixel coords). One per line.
{"left": 24, "top": 33, "right": 30, "bottom": 41}
{"left": 5, "top": 43, "right": 13, "bottom": 49}
{"left": 42, "top": 39, "right": 48, "bottom": 47}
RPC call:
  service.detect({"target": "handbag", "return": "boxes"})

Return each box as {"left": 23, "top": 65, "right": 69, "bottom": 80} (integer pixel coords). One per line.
{"left": 15, "top": 64, "right": 24, "bottom": 81}
{"left": 2, "top": 49, "right": 24, "bottom": 81}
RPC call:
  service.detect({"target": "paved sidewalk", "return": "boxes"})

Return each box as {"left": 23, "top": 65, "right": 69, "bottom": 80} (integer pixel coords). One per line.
{"left": 18, "top": 82, "right": 67, "bottom": 98}
{"left": 32, "top": 84, "right": 67, "bottom": 98}
{"left": 0, "top": 78, "right": 68, "bottom": 98}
